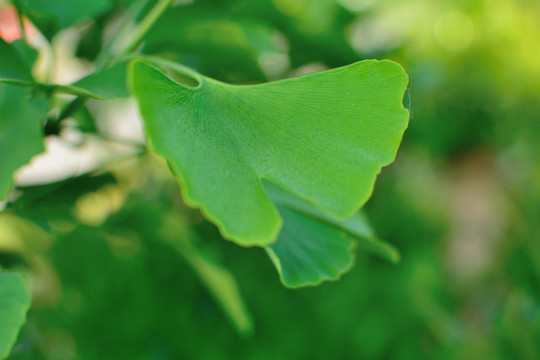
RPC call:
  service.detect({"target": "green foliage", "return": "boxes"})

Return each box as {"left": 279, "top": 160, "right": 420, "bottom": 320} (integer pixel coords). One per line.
{"left": 2, "top": 0, "right": 538, "bottom": 358}
{"left": 72, "top": 63, "right": 130, "bottom": 99}
{"left": 0, "top": 39, "right": 36, "bottom": 81}
{"left": 172, "top": 232, "right": 254, "bottom": 335}
{"left": 20, "top": 0, "right": 112, "bottom": 40}
{"left": 1, "top": 1, "right": 409, "bottom": 353}
{"left": 265, "top": 181, "right": 399, "bottom": 287}
{"left": 0, "top": 272, "right": 31, "bottom": 359}
{"left": 0, "top": 84, "right": 47, "bottom": 199}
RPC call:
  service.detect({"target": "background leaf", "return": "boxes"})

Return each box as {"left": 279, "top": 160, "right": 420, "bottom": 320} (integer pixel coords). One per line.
{"left": 22, "top": 0, "right": 112, "bottom": 40}
{"left": 0, "top": 40, "right": 46, "bottom": 199}
{"left": 166, "top": 230, "right": 254, "bottom": 335}
{"left": 265, "top": 206, "right": 356, "bottom": 288}
{"left": 0, "top": 271, "right": 31, "bottom": 360}
{"left": 144, "top": 1, "right": 358, "bottom": 71}
{"left": 0, "top": 38, "right": 35, "bottom": 81}
{"left": 0, "top": 84, "right": 48, "bottom": 199}
{"left": 143, "top": 7, "right": 276, "bottom": 83}
{"left": 72, "top": 63, "right": 130, "bottom": 98}
{"left": 129, "top": 58, "right": 409, "bottom": 246}
{"left": 264, "top": 182, "right": 398, "bottom": 287}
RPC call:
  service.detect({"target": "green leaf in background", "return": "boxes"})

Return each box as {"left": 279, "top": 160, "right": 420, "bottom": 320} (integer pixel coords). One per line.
{"left": 167, "top": 231, "right": 253, "bottom": 335}
{"left": 144, "top": 8, "right": 276, "bottom": 56}
{"left": 22, "top": 0, "right": 112, "bottom": 40}
{"left": 149, "top": 1, "right": 358, "bottom": 70}
{"left": 0, "top": 272, "right": 32, "bottom": 360}
{"left": 264, "top": 182, "right": 399, "bottom": 287}
{"left": 0, "top": 38, "right": 125, "bottom": 99}
{"left": 0, "top": 79, "right": 113, "bottom": 100}
{"left": 0, "top": 38, "right": 47, "bottom": 199}
{"left": 143, "top": 8, "right": 277, "bottom": 82}
{"left": 266, "top": 206, "right": 356, "bottom": 288}
{"left": 72, "top": 63, "right": 130, "bottom": 98}
{"left": 181, "top": 246, "right": 253, "bottom": 335}
{"left": 0, "top": 84, "right": 48, "bottom": 200}
{"left": 8, "top": 40, "right": 39, "bottom": 77}
{"left": 129, "top": 58, "right": 409, "bottom": 246}
{"left": 0, "top": 39, "right": 35, "bottom": 81}
{"left": 81, "top": 188, "right": 254, "bottom": 337}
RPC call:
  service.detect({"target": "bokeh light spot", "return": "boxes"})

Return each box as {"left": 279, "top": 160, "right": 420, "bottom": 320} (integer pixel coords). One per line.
{"left": 434, "top": 10, "right": 474, "bottom": 51}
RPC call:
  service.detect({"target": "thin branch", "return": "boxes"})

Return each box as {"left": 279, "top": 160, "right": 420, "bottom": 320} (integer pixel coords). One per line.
{"left": 119, "top": 0, "right": 174, "bottom": 56}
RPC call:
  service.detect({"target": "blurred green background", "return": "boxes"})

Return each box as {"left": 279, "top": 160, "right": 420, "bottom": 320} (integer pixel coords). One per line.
{"left": 1, "top": 0, "right": 540, "bottom": 359}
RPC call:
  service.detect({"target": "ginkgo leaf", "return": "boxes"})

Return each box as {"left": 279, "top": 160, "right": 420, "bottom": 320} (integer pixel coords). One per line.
{"left": 266, "top": 205, "right": 356, "bottom": 287}
{"left": 264, "top": 181, "right": 398, "bottom": 287}
{"left": 129, "top": 58, "right": 409, "bottom": 246}
{"left": 265, "top": 180, "right": 400, "bottom": 264}
{"left": 0, "top": 272, "right": 32, "bottom": 359}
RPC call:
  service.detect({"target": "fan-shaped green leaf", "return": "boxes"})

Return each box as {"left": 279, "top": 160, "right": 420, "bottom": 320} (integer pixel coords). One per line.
{"left": 129, "top": 58, "right": 409, "bottom": 246}
{"left": 0, "top": 271, "right": 32, "bottom": 359}
{"left": 264, "top": 182, "right": 398, "bottom": 287}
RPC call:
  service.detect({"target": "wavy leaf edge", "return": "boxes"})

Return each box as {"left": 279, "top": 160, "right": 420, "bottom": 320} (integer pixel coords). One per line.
{"left": 129, "top": 57, "right": 410, "bottom": 247}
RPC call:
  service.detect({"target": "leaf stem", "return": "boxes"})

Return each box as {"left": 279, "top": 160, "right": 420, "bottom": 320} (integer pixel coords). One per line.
{"left": 119, "top": 0, "right": 174, "bottom": 57}
{"left": 94, "top": 0, "right": 147, "bottom": 72}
